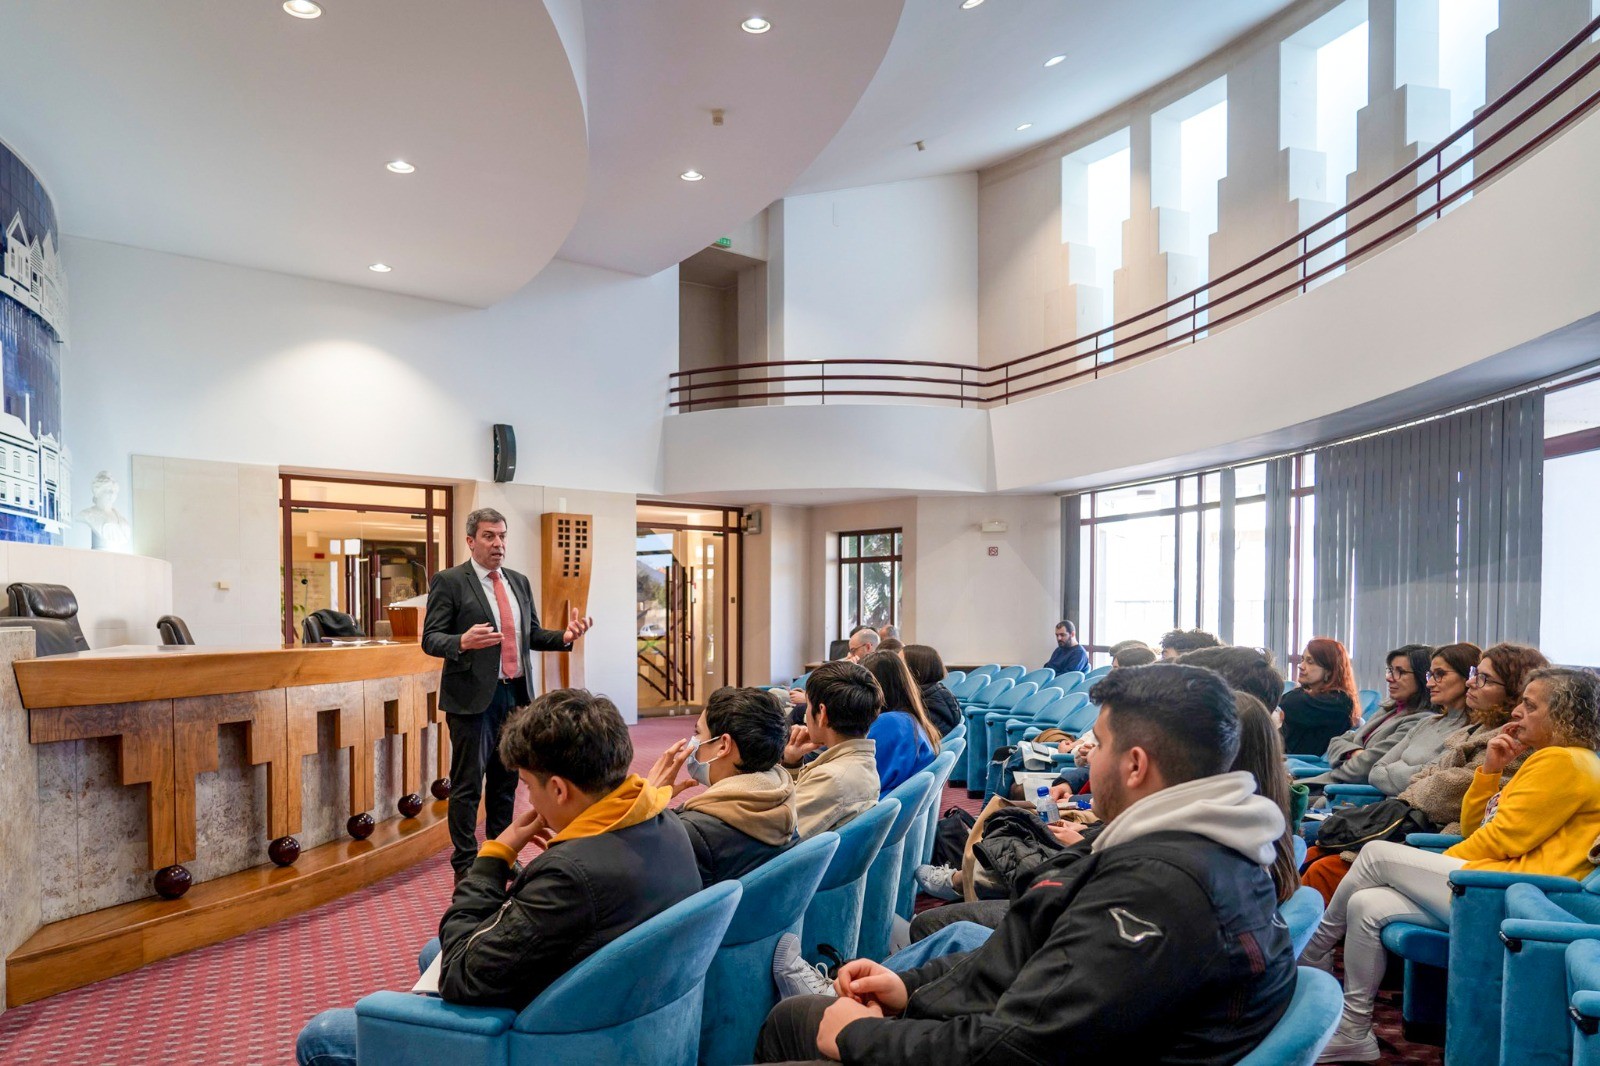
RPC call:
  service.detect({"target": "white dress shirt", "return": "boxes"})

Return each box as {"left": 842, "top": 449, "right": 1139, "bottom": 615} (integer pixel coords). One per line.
{"left": 469, "top": 558, "right": 522, "bottom": 679}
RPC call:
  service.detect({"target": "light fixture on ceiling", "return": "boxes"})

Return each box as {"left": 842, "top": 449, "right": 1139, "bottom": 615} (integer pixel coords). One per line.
{"left": 1045, "top": 54, "right": 1067, "bottom": 67}
{"left": 680, "top": 169, "right": 704, "bottom": 182}
{"left": 369, "top": 263, "right": 392, "bottom": 272}
{"left": 283, "top": 0, "right": 322, "bottom": 18}
{"left": 960, "top": 0, "right": 985, "bottom": 9}
{"left": 386, "top": 160, "right": 415, "bottom": 174}
{"left": 1016, "top": 123, "right": 1033, "bottom": 131}
{"left": 741, "top": 16, "right": 772, "bottom": 33}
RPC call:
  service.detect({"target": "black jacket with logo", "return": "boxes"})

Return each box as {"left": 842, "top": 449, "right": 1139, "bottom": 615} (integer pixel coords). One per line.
{"left": 435, "top": 813, "right": 701, "bottom": 1011}
{"left": 836, "top": 829, "right": 1296, "bottom": 1066}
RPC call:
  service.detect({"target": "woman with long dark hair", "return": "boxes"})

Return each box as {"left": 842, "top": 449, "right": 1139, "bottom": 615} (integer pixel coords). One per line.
{"left": 1279, "top": 637, "right": 1359, "bottom": 755}
{"left": 1233, "top": 693, "right": 1300, "bottom": 903}
{"left": 903, "top": 643, "right": 961, "bottom": 736}
{"left": 860, "top": 650, "right": 939, "bottom": 797}
{"left": 1301, "top": 643, "right": 1434, "bottom": 787}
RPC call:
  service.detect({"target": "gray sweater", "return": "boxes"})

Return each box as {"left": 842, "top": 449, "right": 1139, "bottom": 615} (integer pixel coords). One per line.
{"left": 1366, "top": 708, "right": 1470, "bottom": 795}
{"left": 1303, "top": 706, "right": 1431, "bottom": 786}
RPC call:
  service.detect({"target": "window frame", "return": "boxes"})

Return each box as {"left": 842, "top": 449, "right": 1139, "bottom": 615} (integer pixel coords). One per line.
{"left": 838, "top": 528, "right": 903, "bottom": 637}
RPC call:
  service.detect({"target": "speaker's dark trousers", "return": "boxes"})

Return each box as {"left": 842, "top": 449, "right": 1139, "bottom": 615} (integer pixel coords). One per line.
{"left": 445, "top": 679, "right": 524, "bottom": 876}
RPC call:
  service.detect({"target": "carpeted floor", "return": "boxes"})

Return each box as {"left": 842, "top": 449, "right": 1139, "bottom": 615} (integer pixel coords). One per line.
{"left": 0, "top": 717, "right": 1441, "bottom": 1064}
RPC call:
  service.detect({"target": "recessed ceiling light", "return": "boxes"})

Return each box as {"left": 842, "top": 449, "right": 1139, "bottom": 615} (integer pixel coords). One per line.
{"left": 283, "top": 1, "right": 322, "bottom": 19}
{"left": 1045, "top": 54, "right": 1067, "bottom": 68}
{"left": 386, "top": 160, "right": 415, "bottom": 174}
{"left": 1016, "top": 123, "right": 1034, "bottom": 131}
{"left": 368, "top": 263, "right": 392, "bottom": 273}
{"left": 741, "top": 17, "right": 772, "bottom": 33}
{"left": 960, "top": 0, "right": 985, "bottom": 9}
{"left": 680, "top": 169, "right": 704, "bottom": 182}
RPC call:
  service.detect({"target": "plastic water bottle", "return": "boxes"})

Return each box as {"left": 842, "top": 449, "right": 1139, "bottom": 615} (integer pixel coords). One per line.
{"left": 1033, "top": 785, "right": 1061, "bottom": 825}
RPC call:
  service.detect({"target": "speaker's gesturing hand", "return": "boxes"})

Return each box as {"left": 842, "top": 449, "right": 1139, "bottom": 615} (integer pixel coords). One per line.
{"left": 562, "top": 607, "right": 594, "bottom": 643}
{"left": 460, "top": 622, "right": 503, "bottom": 651}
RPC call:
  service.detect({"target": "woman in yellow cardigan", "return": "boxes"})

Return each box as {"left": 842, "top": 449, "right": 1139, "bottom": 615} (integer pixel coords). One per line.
{"left": 1301, "top": 667, "right": 1600, "bottom": 1063}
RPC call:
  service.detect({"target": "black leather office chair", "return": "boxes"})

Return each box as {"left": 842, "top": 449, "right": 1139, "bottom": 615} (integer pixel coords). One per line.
{"left": 157, "top": 615, "right": 195, "bottom": 645}
{"left": 302, "top": 608, "right": 364, "bottom": 644}
{"left": 6, "top": 583, "right": 90, "bottom": 652}
{"left": 0, "top": 616, "right": 90, "bottom": 655}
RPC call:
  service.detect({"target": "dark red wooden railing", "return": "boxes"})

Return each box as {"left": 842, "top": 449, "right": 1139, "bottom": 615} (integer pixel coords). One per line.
{"left": 670, "top": 15, "right": 1600, "bottom": 412}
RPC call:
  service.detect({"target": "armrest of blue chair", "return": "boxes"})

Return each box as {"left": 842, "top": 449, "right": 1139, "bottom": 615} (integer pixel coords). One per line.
{"left": 1050, "top": 752, "right": 1077, "bottom": 767}
{"left": 1290, "top": 764, "right": 1328, "bottom": 779}
{"left": 1021, "top": 726, "right": 1042, "bottom": 741}
{"left": 1502, "top": 919, "right": 1600, "bottom": 948}
{"left": 1450, "top": 869, "right": 1592, "bottom": 896}
{"left": 1324, "top": 783, "right": 1383, "bottom": 807}
{"left": 1404, "top": 833, "right": 1464, "bottom": 852}
{"left": 1571, "top": 941, "right": 1600, "bottom": 1037}
{"left": 355, "top": 992, "right": 516, "bottom": 1065}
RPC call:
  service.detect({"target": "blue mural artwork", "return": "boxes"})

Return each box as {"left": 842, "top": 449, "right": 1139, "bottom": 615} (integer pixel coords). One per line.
{"left": 0, "top": 139, "right": 69, "bottom": 545}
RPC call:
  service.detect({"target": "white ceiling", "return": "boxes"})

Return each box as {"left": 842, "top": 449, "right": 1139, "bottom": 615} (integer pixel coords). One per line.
{"left": 556, "top": 0, "right": 905, "bottom": 275}
{"left": 0, "top": 0, "right": 588, "bottom": 307}
{"left": 790, "top": 0, "right": 1299, "bottom": 195}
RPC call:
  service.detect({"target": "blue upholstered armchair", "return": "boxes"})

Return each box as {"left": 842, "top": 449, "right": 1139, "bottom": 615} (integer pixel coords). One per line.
{"left": 1567, "top": 938, "right": 1600, "bottom": 1066}
{"left": 860, "top": 773, "right": 936, "bottom": 962}
{"left": 899, "top": 748, "right": 960, "bottom": 920}
{"left": 1234, "top": 967, "right": 1343, "bottom": 1066}
{"left": 1281, "top": 886, "right": 1326, "bottom": 958}
{"left": 945, "top": 724, "right": 969, "bottom": 786}
{"left": 979, "top": 682, "right": 1040, "bottom": 763}
{"left": 801, "top": 799, "right": 898, "bottom": 965}
{"left": 1490, "top": 874, "right": 1600, "bottom": 1066}
{"left": 699, "top": 833, "right": 839, "bottom": 1066}
{"left": 353, "top": 880, "right": 741, "bottom": 1066}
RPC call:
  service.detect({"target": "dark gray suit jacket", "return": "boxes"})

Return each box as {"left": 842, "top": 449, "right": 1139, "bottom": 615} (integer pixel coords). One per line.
{"left": 422, "top": 561, "right": 571, "bottom": 715}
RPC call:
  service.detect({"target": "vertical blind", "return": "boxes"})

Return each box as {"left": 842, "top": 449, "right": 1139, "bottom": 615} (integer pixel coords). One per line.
{"left": 1312, "top": 393, "right": 1545, "bottom": 687}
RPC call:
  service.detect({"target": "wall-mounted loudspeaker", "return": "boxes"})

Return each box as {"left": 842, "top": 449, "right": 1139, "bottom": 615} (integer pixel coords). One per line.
{"left": 493, "top": 424, "right": 517, "bottom": 482}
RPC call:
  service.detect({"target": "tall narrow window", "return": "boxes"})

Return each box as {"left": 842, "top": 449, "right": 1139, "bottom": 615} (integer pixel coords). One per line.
{"left": 1153, "top": 80, "right": 1228, "bottom": 338}
{"left": 1432, "top": 0, "right": 1499, "bottom": 215}
{"left": 1062, "top": 128, "right": 1131, "bottom": 363}
{"left": 1541, "top": 377, "right": 1600, "bottom": 666}
{"left": 1282, "top": 2, "right": 1370, "bottom": 285}
{"left": 839, "top": 529, "right": 903, "bottom": 635}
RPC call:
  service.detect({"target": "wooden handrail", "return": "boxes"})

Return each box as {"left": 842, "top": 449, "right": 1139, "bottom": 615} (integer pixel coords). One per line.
{"left": 668, "top": 13, "right": 1600, "bottom": 412}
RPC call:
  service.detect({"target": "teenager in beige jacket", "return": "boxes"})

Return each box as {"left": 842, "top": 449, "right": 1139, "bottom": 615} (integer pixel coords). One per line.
{"left": 782, "top": 660, "right": 882, "bottom": 837}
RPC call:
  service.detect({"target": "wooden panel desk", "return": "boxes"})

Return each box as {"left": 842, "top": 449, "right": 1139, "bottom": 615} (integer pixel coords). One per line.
{"left": 6, "top": 642, "right": 450, "bottom": 1007}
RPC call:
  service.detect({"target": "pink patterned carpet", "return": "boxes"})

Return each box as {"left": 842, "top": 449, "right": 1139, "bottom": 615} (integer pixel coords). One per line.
{"left": 0, "top": 716, "right": 1439, "bottom": 1064}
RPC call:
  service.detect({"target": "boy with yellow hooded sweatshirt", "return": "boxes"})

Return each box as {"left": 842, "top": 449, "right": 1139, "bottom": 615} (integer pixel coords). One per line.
{"left": 295, "top": 689, "right": 700, "bottom": 1066}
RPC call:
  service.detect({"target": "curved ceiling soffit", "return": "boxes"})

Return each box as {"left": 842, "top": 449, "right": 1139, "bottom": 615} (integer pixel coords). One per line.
{"left": 559, "top": 0, "right": 907, "bottom": 277}
{"left": 0, "top": 0, "right": 588, "bottom": 308}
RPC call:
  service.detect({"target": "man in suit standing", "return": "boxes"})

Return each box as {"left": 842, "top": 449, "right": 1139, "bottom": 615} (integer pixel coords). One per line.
{"left": 423, "top": 507, "right": 594, "bottom": 879}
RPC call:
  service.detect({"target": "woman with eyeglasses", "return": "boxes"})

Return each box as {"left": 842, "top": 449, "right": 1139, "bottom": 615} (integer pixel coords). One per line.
{"left": 1392, "top": 642, "right": 1549, "bottom": 830}
{"left": 1303, "top": 667, "right": 1600, "bottom": 1062}
{"left": 1364, "top": 642, "right": 1481, "bottom": 796}
{"left": 1300, "top": 644, "right": 1435, "bottom": 787}
{"left": 1279, "top": 637, "right": 1360, "bottom": 756}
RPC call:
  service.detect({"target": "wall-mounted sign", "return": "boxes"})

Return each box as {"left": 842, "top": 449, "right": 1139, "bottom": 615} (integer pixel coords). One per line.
{"left": 0, "top": 138, "right": 71, "bottom": 544}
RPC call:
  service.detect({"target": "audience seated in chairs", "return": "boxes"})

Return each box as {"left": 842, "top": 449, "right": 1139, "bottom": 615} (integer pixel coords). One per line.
{"left": 648, "top": 686, "right": 799, "bottom": 887}
{"left": 294, "top": 689, "right": 701, "bottom": 1066}
{"left": 1301, "top": 642, "right": 1546, "bottom": 902}
{"left": 859, "top": 651, "right": 939, "bottom": 798}
{"left": 755, "top": 663, "right": 1296, "bottom": 1065}
{"left": 1112, "top": 642, "right": 1157, "bottom": 667}
{"left": 1301, "top": 666, "right": 1600, "bottom": 1063}
{"left": 1280, "top": 638, "right": 1360, "bottom": 757}
{"left": 1158, "top": 627, "right": 1222, "bottom": 661}
{"left": 783, "top": 661, "right": 882, "bottom": 837}
{"left": 1297, "top": 643, "right": 1433, "bottom": 787}
{"left": 1362, "top": 641, "right": 1482, "bottom": 796}
{"left": 904, "top": 643, "right": 962, "bottom": 736}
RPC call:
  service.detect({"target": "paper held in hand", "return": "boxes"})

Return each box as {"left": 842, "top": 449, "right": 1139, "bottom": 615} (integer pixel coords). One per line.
{"left": 413, "top": 953, "right": 443, "bottom": 995}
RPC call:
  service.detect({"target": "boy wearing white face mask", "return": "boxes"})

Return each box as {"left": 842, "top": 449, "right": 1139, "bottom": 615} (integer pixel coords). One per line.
{"left": 649, "top": 686, "right": 800, "bottom": 886}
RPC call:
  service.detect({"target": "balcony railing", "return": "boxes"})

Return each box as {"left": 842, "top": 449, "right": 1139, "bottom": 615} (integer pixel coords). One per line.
{"left": 671, "top": 15, "right": 1600, "bottom": 413}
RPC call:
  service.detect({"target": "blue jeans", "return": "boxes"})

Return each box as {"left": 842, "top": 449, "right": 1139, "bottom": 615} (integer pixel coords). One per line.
{"left": 295, "top": 940, "right": 442, "bottom": 1066}
{"left": 882, "top": 920, "right": 993, "bottom": 973}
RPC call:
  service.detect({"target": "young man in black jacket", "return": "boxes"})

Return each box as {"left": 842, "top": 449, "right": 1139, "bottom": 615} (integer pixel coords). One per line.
{"left": 295, "top": 689, "right": 701, "bottom": 1066}
{"left": 650, "top": 685, "right": 799, "bottom": 886}
{"left": 755, "top": 664, "right": 1297, "bottom": 1066}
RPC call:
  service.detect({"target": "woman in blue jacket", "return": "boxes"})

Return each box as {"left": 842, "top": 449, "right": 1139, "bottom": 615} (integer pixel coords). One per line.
{"left": 860, "top": 650, "right": 940, "bottom": 796}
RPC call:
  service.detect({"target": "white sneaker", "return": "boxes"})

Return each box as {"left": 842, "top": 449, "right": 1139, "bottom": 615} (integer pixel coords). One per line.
{"left": 772, "top": 932, "right": 837, "bottom": 1000}
{"left": 915, "top": 864, "right": 961, "bottom": 901}
{"left": 1315, "top": 1015, "right": 1379, "bottom": 1063}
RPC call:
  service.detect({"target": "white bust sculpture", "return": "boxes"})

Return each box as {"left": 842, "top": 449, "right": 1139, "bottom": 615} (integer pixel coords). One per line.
{"left": 78, "top": 470, "right": 131, "bottom": 551}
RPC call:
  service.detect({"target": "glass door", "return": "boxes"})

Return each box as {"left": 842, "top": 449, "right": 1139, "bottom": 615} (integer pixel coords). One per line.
{"left": 635, "top": 502, "right": 742, "bottom": 716}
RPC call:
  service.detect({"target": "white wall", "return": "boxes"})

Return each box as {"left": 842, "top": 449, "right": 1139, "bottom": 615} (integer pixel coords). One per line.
{"left": 61, "top": 238, "right": 678, "bottom": 540}
{"left": 776, "top": 175, "right": 978, "bottom": 364}
{"left": 741, "top": 502, "right": 812, "bottom": 685}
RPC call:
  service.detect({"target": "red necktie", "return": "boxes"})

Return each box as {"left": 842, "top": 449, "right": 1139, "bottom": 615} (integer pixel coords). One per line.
{"left": 488, "top": 571, "right": 521, "bottom": 679}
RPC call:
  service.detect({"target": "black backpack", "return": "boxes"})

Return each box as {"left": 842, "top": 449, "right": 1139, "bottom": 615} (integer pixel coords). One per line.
{"left": 1314, "top": 797, "right": 1436, "bottom": 853}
